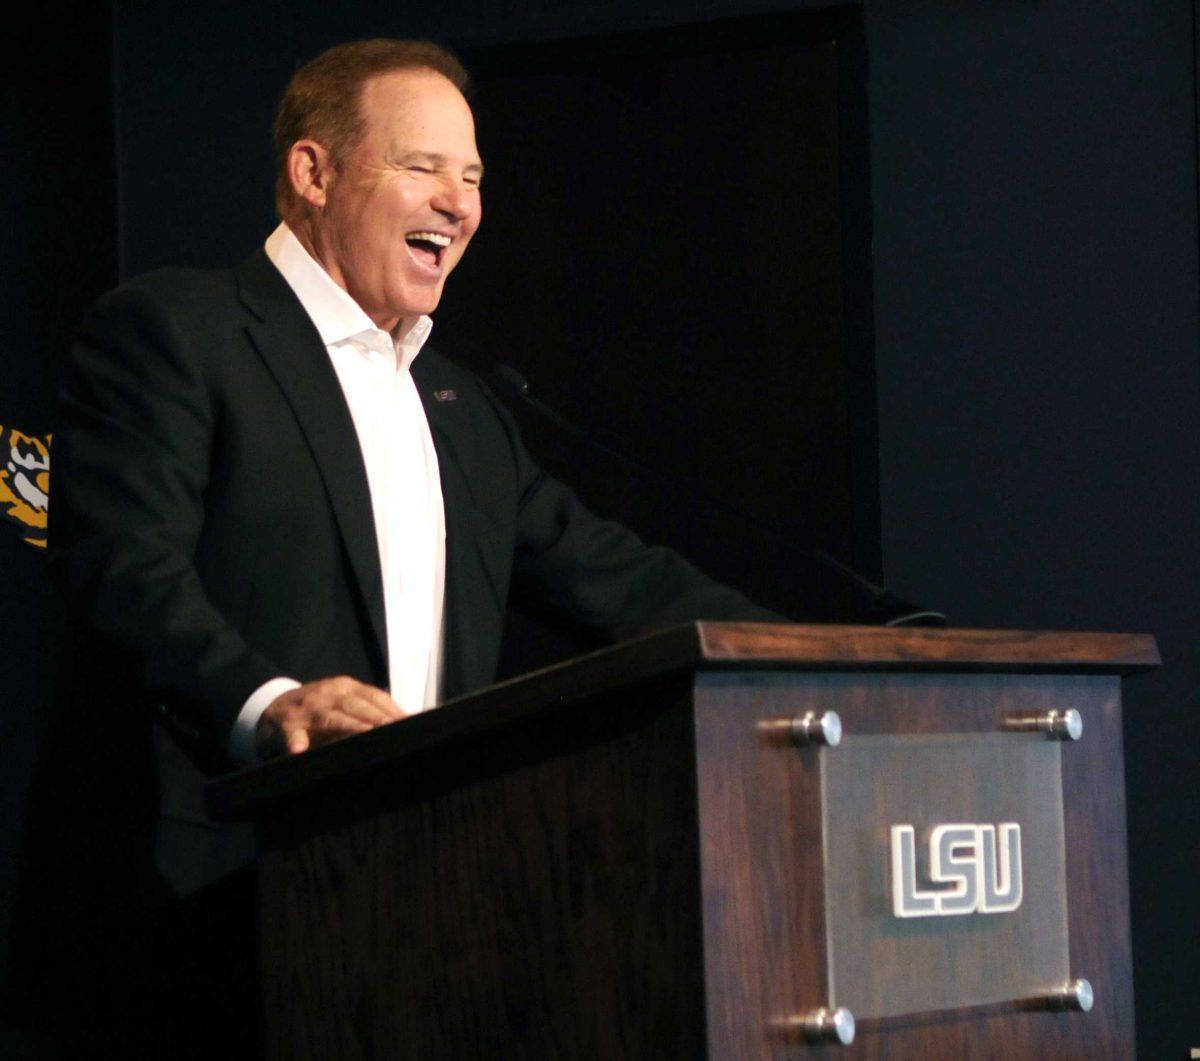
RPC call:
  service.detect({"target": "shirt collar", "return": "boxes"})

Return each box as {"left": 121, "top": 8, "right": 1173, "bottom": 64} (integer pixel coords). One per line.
{"left": 264, "top": 222, "right": 433, "bottom": 371}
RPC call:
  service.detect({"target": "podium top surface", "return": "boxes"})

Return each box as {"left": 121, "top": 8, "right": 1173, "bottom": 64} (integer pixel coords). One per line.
{"left": 206, "top": 622, "right": 1158, "bottom": 821}
{"left": 681, "top": 622, "right": 1157, "bottom": 670}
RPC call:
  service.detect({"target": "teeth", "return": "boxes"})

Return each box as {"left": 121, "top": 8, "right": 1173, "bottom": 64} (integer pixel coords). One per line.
{"left": 406, "top": 231, "right": 451, "bottom": 247}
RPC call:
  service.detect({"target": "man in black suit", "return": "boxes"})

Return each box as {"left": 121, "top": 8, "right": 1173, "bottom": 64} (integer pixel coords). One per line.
{"left": 54, "top": 35, "right": 770, "bottom": 891}
{"left": 37, "top": 37, "right": 770, "bottom": 1048}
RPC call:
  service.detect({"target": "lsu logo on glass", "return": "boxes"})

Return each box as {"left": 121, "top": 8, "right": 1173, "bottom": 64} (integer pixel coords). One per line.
{"left": 890, "top": 822, "right": 1023, "bottom": 919}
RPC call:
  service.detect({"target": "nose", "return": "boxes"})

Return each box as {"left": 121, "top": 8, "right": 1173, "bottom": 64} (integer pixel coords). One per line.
{"left": 432, "top": 174, "right": 478, "bottom": 224}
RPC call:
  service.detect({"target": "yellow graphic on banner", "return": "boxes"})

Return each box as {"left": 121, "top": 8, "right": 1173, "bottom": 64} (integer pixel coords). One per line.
{"left": 0, "top": 425, "right": 51, "bottom": 549}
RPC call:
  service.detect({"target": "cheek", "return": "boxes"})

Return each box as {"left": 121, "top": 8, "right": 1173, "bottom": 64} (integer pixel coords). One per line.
{"left": 455, "top": 211, "right": 483, "bottom": 257}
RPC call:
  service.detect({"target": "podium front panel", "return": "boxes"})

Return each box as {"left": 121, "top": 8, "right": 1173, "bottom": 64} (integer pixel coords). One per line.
{"left": 693, "top": 667, "right": 1134, "bottom": 1059}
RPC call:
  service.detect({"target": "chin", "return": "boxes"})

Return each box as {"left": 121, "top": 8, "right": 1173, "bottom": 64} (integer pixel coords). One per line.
{"left": 395, "top": 286, "right": 445, "bottom": 318}
{"left": 409, "top": 295, "right": 445, "bottom": 318}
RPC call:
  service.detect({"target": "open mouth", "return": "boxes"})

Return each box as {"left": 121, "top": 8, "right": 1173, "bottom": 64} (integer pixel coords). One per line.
{"left": 405, "top": 230, "right": 451, "bottom": 270}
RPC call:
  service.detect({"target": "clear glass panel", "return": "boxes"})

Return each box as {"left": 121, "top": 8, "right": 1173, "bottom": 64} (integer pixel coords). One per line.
{"left": 821, "top": 733, "right": 1069, "bottom": 1019}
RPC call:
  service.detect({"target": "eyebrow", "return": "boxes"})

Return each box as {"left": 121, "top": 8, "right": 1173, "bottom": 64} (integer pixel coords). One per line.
{"left": 401, "top": 151, "right": 485, "bottom": 179}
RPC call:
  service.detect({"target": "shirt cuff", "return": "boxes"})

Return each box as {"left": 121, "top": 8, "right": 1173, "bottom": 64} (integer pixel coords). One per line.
{"left": 229, "top": 677, "right": 301, "bottom": 766}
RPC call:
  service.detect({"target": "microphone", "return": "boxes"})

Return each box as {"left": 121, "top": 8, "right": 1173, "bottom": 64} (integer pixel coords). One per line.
{"left": 488, "top": 364, "right": 947, "bottom": 627}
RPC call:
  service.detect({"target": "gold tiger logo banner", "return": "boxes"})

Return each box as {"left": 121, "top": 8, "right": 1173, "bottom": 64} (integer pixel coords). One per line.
{"left": 0, "top": 425, "right": 50, "bottom": 549}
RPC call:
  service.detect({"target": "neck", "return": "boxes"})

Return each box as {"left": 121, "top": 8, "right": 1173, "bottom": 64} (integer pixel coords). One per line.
{"left": 283, "top": 214, "right": 408, "bottom": 335}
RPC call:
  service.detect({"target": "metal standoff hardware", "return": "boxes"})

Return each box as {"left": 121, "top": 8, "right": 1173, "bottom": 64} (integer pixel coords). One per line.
{"left": 1002, "top": 707, "right": 1083, "bottom": 741}
{"left": 756, "top": 710, "right": 842, "bottom": 747}
{"left": 1046, "top": 978, "right": 1094, "bottom": 1012}
{"left": 789, "top": 709, "right": 843, "bottom": 747}
{"left": 802, "top": 1006, "right": 856, "bottom": 1045}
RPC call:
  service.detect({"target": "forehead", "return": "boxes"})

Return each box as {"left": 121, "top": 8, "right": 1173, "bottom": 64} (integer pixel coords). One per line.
{"left": 356, "top": 69, "right": 479, "bottom": 157}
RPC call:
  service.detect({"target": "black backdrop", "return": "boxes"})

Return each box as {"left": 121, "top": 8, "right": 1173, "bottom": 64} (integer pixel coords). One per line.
{"left": 3, "top": 2, "right": 1198, "bottom": 1056}
{"left": 1, "top": 7, "right": 117, "bottom": 1055}
{"left": 439, "top": 16, "right": 870, "bottom": 672}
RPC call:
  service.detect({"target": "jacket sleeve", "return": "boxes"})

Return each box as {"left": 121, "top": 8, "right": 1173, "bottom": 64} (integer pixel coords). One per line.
{"left": 52, "top": 280, "right": 279, "bottom": 769}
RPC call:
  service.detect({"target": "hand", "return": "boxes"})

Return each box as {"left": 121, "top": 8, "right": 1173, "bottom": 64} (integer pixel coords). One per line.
{"left": 256, "top": 676, "right": 405, "bottom": 757}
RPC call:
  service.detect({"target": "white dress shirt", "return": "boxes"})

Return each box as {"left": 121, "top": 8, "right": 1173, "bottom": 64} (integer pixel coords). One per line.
{"left": 229, "top": 223, "right": 447, "bottom": 763}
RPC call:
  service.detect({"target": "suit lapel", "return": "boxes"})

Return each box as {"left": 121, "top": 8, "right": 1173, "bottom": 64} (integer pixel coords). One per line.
{"left": 233, "top": 251, "right": 388, "bottom": 678}
{"left": 411, "top": 353, "right": 478, "bottom": 699}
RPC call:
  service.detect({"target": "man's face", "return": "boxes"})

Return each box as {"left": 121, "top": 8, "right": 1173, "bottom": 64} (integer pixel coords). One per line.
{"left": 312, "top": 69, "right": 483, "bottom": 331}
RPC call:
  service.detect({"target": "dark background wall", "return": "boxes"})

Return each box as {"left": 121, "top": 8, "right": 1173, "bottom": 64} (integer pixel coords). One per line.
{"left": 1, "top": 6, "right": 117, "bottom": 1054}
{"left": 866, "top": 6, "right": 1199, "bottom": 1056}
{"left": 438, "top": 18, "right": 866, "bottom": 644}
{"left": 4, "top": 1, "right": 1196, "bottom": 1055}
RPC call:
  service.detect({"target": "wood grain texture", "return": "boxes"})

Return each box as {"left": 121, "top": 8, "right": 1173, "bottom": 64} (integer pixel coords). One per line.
{"left": 697, "top": 624, "right": 1160, "bottom": 672}
{"left": 258, "top": 673, "right": 710, "bottom": 1060}
{"left": 691, "top": 676, "right": 829, "bottom": 1060}
{"left": 209, "top": 624, "right": 1158, "bottom": 821}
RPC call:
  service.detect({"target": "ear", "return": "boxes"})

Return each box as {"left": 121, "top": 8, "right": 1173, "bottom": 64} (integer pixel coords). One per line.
{"left": 287, "top": 139, "right": 335, "bottom": 209}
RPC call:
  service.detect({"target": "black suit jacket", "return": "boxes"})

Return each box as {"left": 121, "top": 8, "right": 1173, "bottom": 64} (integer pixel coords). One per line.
{"left": 51, "top": 248, "right": 773, "bottom": 892}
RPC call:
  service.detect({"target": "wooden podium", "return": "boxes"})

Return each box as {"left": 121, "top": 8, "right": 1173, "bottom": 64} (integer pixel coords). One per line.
{"left": 207, "top": 623, "right": 1158, "bottom": 1059}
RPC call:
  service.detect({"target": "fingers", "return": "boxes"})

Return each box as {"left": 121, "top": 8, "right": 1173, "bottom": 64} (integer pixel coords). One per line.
{"left": 257, "top": 676, "right": 406, "bottom": 759}
{"left": 359, "top": 683, "right": 406, "bottom": 721}
{"left": 334, "top": 684, "right": 403, "bottom": 727}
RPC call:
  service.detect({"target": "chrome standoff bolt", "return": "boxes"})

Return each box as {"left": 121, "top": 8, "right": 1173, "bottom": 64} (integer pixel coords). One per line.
{"left": 802, "top": 1006, "right": 856, "bottom": 1045}
{"left": 1003, "top": 708, "right": 1083, "bottom": 741}
{"left": 790, "top": 709, "right": 843, "bottom": 747}
{"left": 1047, "top": 978, "right": 1094, "bottom": 1012}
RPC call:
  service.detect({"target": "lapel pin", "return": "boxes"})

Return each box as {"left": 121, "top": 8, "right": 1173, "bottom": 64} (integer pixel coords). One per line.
{"left": 434, "top": 389, "right": 458, "bottom": 402}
